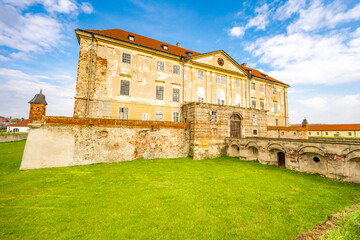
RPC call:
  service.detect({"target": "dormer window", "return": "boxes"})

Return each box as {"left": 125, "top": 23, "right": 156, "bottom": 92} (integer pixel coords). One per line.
{"left": 128, "top": 35, "right": 135, "bottom": 41}
{"left": 161, "top": 45, "right": 168, "bottom": 50}
{"left": 186, "top": 52, "right": 192, "bottom": 57}
{"left": 261, "top": 74, "right": 268, "bottom": 78}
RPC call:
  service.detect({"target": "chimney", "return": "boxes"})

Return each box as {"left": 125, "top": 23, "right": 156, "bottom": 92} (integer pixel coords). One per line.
{"left": 176, "top": 42, "right": 181, "bottom": 47}
{"left": 241, "top": 63, "right": 247, "bottom": 67}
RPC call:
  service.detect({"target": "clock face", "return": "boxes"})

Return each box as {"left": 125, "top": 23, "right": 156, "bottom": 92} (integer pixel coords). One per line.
{"left": 217, "top": 57, "right": 224, "bottom": 66}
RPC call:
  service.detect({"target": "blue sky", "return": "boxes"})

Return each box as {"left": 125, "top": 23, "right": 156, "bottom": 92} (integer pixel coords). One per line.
{"left": 0, "top": 0, "right": 359, "bottom": 124}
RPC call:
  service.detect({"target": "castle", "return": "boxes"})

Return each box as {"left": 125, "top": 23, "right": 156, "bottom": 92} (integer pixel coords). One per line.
{"left": 20, "top": 28, "right": 360, "bottom": 183}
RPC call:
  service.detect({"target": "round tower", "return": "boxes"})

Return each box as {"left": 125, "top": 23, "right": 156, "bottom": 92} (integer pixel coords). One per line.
{"left": 28, "top": 89, "right": 48, "bottom": 122}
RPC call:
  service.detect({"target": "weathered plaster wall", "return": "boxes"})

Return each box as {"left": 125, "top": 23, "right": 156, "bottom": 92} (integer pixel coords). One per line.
{"left": 21, "top": 119, "right": 189, "bottom": 170}
{"left": 0, "top": 134, "right": 28, "bottom": 143}
{"left": 226, "top": 137, "right": 360, "bottom": 183}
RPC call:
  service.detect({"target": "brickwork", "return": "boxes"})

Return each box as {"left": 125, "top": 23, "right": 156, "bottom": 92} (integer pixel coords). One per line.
{"left": 29, "top": 103, "right": 46, "bottom": 122}
{"left": 226, "top": 137, "right": 360, "bottom": 183}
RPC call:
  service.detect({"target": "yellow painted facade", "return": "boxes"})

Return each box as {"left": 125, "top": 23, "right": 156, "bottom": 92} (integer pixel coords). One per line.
{"left": 309, "top": 130, "right": 360, "bottom": 138}
{"left": 74, "top": 30, "right": 289, "bottom": 126}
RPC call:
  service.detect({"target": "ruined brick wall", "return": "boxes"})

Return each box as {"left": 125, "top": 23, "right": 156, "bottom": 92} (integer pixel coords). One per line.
{"left": 21, "top": 117, "right": 189, "bottom": 170}
{"left": 226, "top": 137, "right": 360, "bottom": 183}
{"left": 266, "top": 126, "right": 308, "bottom": 139}
{"left": 183, "top": 102, "right": 267, "bottom": 160}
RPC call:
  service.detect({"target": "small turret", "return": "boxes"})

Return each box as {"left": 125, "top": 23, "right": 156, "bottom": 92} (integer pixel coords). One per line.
{"left": 28, "top": 89, "right": 47, "bottom": 122}
{"left": 302, "top": 118, "right": 308, "bottom": 129}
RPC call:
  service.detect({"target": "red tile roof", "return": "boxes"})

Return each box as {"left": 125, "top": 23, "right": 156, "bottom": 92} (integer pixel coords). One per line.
{"left": 81, "top": 29, "right": 200, "bottom": 57}
{"left": 308, "top": 124, "right": 360, "bottom": 131}
{"left": 242, "top": 65, "right": 287, "bottom": 85}
{"left": 9, "top": 119, "right": 29, "bottom": 127}
{"left": 78, "top": 28, "right": 287, "bottom": 85}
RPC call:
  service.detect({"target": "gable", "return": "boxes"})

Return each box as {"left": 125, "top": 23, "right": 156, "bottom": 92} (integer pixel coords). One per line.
{"left": 191, "top": 51, "right": 245, "bottom": 74}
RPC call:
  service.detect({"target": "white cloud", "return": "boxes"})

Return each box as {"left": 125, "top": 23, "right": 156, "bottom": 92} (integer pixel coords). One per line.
{"left": 228, "top": 26, "right": 245, "bottom": 38}
{"left": 0, "top": 54, "right": 10, "bottom": 61}
{"left": 228, "top": 4, "right": 271, "bottom": 38}
{"left": 246, "top": 30, "right": 360, "bottom": 85}
{"left": 291, "top": 94, "right": 360, "bottom": 124}
{"left": 43, "top": 0, "right": 78, "bottom": 14}
{"left": 246, "top": 4, "right": 270, "bottom": 30}
{"left": 287, "top": 0, "right": 360, "bottom": 33}
{"left": 80, "top": 2, "right": 93, "bottom": 14}
{"left": 0, "top": 68, "right": 75, "bottom": 118}
{"left": 274, "top": 0, "right": 306, "bottom": 20}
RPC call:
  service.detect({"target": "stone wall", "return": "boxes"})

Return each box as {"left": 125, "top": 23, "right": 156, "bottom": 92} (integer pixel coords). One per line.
{"left": 0, "top": 134, "right": 27, "bottom": 143}
{"left": 183, "top": 102, "right": 268, "bottom": 160}
{"left": 21, "top": 117, "right": 189, "bottom": 170}
{"left": 226, "top": 137, "right": 360, "bottom": 183}
{"left": 266, "top": 125, "right": 308, "bottom": 139}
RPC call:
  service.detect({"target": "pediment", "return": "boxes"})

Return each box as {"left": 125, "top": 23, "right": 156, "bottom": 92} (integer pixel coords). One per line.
{"left": 191, "top": 50, "right": 246, "bottom": 74}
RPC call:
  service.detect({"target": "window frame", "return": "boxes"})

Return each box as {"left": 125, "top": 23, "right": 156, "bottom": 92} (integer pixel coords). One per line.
{"left": 173, "top": 65, "right": 180, "bottom": 74}
{"left": 156, "top": 85, "right": 164, "bottom": 100}
{"left": 198, "top": 70, "right": 204, "bottom": 79}
{"left": 173, "top": 88, "right": 180, "bottom": 102}
{"left": 172, "top": 112, "right": 179, "bottom": 122}
{"left": 119, "top": 107, "right": 129, "bottom": 120}
{"left": 157, "top": 61, "right": 164, "bottom": 71}
{"left": 120, "top": 80, "right": 130, "bottom": 96}
{"left": 155, "top": 110, "right": 163, "bottom": 121}
{"left": 122, "top": 53, "right": 131, "bottom": 64}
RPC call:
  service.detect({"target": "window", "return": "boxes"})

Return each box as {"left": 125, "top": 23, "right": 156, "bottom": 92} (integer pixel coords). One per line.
{"left": 253, "top": 129, "right": 258, "bottom": 135}
{"left": 274, "top": 102, "right": 278, "bottom": 113}
{"left": 275, "top": 119, "right": 278, "bottom": 126}
{"left": 120, "top": 80, "right": 130, "bottom": 95}
{"left": 156, "top": 86, "right": 164, "bottom": 100}
{"left": 119, "top": 107, "right": 128, "bottom": 120}
{"left": 198, "top": 87, "right": 205, "bottom": 102}
{"left": 186, "top": 52, "right": 192, "bottom": 57}
{"left": 157, "top": 61, "right": 164, "bottom": 71}
{"left": 251, "top": 82, "right": 255, "bottom": 90}
{"left": 317, "top": 132, "right": 319, "bottom": 135}
{"left": 349, "top": 132, "right": 352, "bottom": 136}
{"left": 251, "top": 99, "right": 256, "bottom": 109}
{"left": 216, "top": 74, "right": 226, "bottom": 84}
{"left": 142, "top": 113, "right": 149, "bottom": 121}
{"left": 161, "top": 45, "right": 168, "bottom": 50}
{"left": 173, "top": 65, "right": 180, "bottom": 74}
{"left": 128, "top": 35, "right": 135, "bottom": 41}
{"left": 273, "top": 87, "right": 277, "bottom": 94}
{"left": 253, "top": 114, "right": 257, "bottom": 125}
{"left": 172, "top": 112, "right": 179, "bottom": 122}
{"left": 235, "top": 78, "right": 240, "bottom": 87}
{"left": 155, "top": 110, "right": 163, "bottom": 121}
{"left": 235, "top": 94, "right": 241, "bottom": 107}
{"left": 326, "top": 132, "right": 328, "bottom": 135}
{"left": 198, "top": 70, "right": 204, "bottom": 79}
{"left": 216, "top": 89, "right": 225, "bottom": 105}
{"left": 173, "top": 88, "right": 179, "bottom": 102}
{"left": 309, "top": 132, "right": 311, "bottom": 135}
{"left": 122, "top": 53, "right": 131, "bottom": 64}
{"left": 210, "top": 111, "right": 217, "bottom": 123}
{"left": 260, "top": 100, "right": 264, "bottom": 110}
{"left": 260, "top": 84, "right": 264, "bottom": 92}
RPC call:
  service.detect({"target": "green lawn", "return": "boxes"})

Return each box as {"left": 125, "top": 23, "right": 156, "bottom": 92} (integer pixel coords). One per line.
{"left": 1, "top": 140, "right": 359, "bottom": 239}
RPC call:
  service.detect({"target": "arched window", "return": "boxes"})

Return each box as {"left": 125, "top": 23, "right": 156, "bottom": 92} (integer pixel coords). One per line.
{"left": 197, "top": 87, "right": 204, "bottom": 102}
{"left": 217, "top": 89, "right": 225, "bottom": 105}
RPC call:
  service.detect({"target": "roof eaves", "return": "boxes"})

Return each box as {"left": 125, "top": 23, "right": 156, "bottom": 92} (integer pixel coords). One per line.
{"left": 76, "top": 29, "right": 183, "bottom": 58}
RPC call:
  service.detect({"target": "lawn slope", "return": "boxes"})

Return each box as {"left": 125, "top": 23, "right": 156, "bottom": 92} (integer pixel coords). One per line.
{"left": 1, "top": 140, "right": 359, "bottom": 239}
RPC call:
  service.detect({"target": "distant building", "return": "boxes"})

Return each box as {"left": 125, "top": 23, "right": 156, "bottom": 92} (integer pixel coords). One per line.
{"left": 308, "top": 124, "right": 360, "bottom": 138}
{"left": 7, "top": 119, "right": 30, "bottom": 133}
{"left": 0, "top": 116, "right": 5, "bottom": 123}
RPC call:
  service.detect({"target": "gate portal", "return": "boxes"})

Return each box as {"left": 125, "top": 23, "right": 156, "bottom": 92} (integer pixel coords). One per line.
{"left": 277, "top": 152, "right": 285, "bottom": 167}
{"left": 230, "top": 113, "right": 242, "bottom": 138}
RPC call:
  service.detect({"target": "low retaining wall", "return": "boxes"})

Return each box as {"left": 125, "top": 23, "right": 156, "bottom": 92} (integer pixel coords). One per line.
{"left": 21, "top": 118, "right": 189, "bottom": 170}
{"left": 0, "top": 134, "right": 27, "bottom": 143}
{"left": 226, "top": 137, "right": 360, "bottom": 183}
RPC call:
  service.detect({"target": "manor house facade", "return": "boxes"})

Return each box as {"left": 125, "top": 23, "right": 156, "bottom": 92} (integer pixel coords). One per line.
{"left": 74, "top": 29, "right": 289, "bottom": 129}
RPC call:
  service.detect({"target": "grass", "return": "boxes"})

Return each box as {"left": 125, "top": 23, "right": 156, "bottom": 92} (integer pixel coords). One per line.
{"left": 323, "top": 207, "right": 360, "bottom": 239}
{"left": 1, "top": 140, "right": 360, "bottom": 240}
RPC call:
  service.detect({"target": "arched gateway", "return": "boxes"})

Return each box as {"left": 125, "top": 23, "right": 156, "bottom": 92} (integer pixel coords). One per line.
{"left": 230, "top": 113, "right": 242, "bottom": 138}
